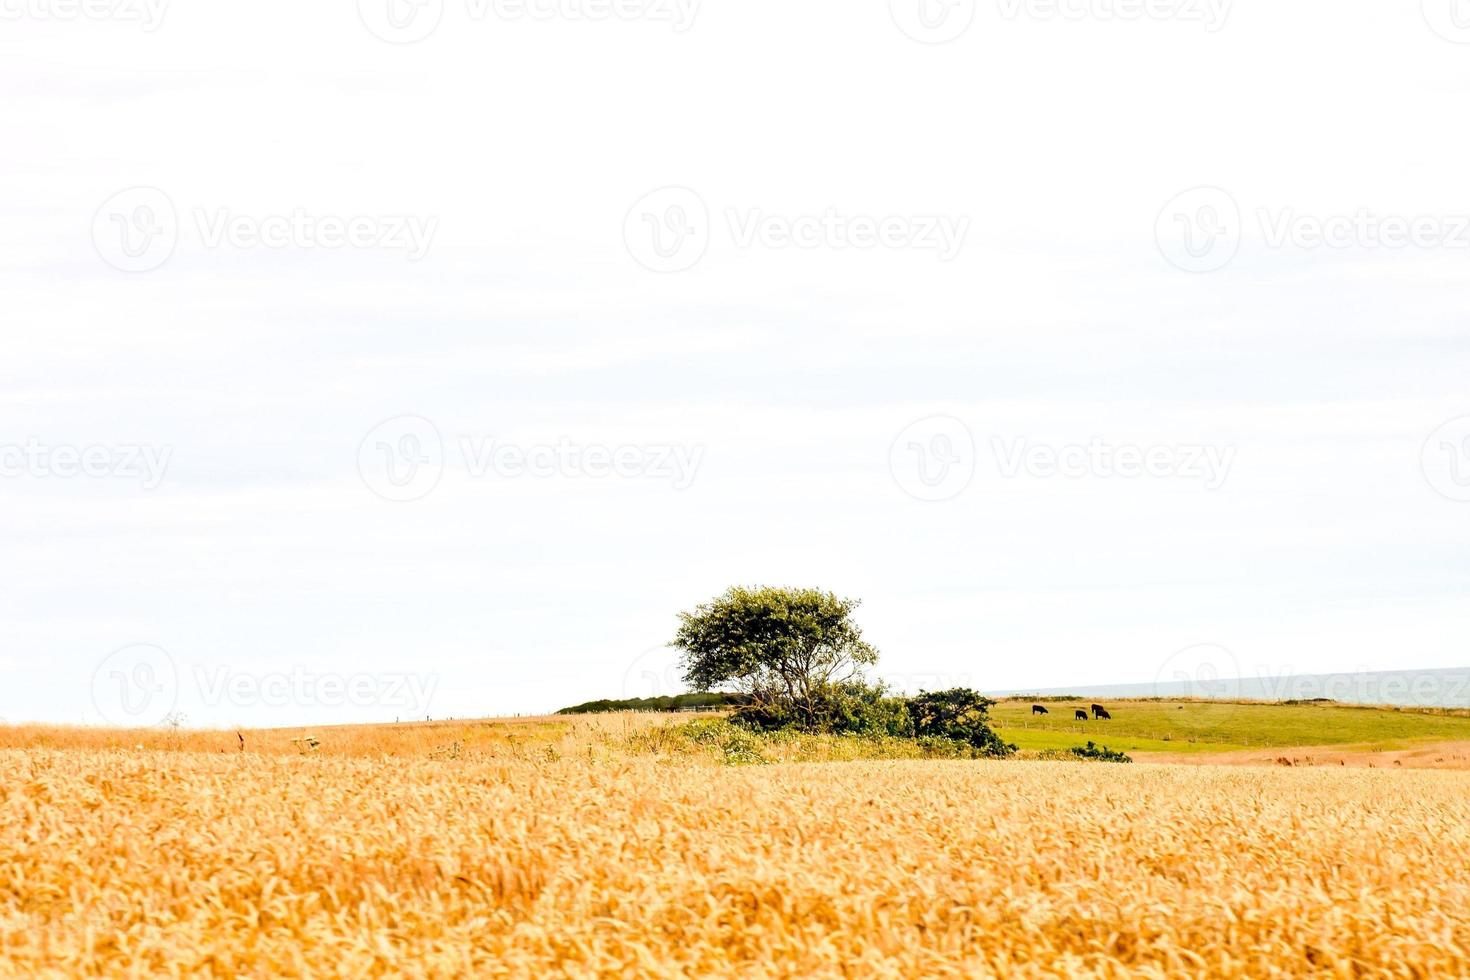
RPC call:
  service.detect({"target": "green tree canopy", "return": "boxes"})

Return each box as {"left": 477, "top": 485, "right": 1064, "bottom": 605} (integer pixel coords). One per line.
{"left": 671, "top": 586, "right": 879, "bottom": 728}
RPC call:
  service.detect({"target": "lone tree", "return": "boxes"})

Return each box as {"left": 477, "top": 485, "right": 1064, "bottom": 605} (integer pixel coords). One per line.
{"left": 671, "top": 586, "right": 878, "bottom": 729}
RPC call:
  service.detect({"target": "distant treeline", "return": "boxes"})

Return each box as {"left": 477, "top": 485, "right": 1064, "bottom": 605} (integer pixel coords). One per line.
{"left": 1002, "top": 695, "right": 1084, "bottom": 703}
{"left": 556, "top": 693, "right": 747, "bottom": 715}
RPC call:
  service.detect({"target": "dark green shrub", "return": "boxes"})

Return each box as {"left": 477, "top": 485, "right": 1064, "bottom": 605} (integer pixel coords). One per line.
{"left": 1068, "top": 741, "right": 1131, "bottom": 763}
{"left": 906, "top": 688, "right": 1016, "bottom": 758}
{"left": 733, "top": 680, "right": 911, "bottom": 737}
{"left": 735, "top": 684, "right": 1015, "bottom": 758}
{"left": 824, "top": 682, "right": 914, "bottom": 737}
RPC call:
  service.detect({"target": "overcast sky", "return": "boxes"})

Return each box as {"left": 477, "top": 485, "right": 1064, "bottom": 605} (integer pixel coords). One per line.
{"left": 3, "top": 0, "right": 1468, "bottom": 727}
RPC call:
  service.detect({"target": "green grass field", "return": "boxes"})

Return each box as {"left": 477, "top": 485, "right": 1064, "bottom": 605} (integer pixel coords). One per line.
{"left": 990, "top": 698, "right": 1470, "bottom": 755}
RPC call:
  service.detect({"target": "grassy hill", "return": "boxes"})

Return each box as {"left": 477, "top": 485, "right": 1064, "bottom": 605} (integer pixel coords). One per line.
{"left": 990, "top": 697, "right": 1470, "bottom": 755}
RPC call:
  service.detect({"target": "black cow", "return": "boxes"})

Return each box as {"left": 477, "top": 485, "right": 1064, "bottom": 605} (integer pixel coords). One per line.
{"left": 1032, "top": 704, "right": 1049, "bottom": 716}
{"left": 1092, "top": 704, "right": 1112, "bottom": 720}
{"left": 1074, "top": 709, "right": 1089, "bottom": 721}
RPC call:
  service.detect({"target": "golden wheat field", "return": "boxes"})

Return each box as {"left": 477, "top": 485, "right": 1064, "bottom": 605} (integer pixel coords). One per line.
{"left": 4, "top": 714, "right": 1470, "bottom": 977}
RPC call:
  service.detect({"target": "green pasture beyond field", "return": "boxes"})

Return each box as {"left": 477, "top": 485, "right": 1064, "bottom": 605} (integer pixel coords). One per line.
{"left": 990, "top": 698, "right": 1470, "bottom": 755}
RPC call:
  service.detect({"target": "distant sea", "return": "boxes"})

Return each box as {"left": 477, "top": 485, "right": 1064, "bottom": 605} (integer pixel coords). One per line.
{"left": 996, "top": 667, "right": 1470, "bottom": 709}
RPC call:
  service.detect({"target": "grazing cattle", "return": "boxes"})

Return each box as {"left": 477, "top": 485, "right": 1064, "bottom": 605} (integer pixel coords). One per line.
{"left": 1074, "top": 709, "right": 1089, "bottom": 721}
{"left": 1032, "top": 704, "right": 1049, "bottom": 716}
{"left": 1093, "top": 705, "right": 1112, "bottom": 720}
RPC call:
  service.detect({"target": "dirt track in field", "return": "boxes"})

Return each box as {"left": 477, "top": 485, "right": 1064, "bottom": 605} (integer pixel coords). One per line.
{"left": 1136, "top": 739, "right": 1470, "bottom": 769}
